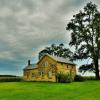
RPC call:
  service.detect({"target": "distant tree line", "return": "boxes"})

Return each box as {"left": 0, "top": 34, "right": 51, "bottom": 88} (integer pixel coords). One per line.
{"left": 0, "top": 75, "right": 17, "bottom": 77}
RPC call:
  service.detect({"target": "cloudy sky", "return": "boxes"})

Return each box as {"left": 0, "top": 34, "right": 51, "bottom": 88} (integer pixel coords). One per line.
{"left": 0, "top": 0, "right": 100, "bottom": 76}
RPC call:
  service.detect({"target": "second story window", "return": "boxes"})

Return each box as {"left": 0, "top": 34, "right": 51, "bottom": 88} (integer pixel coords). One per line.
{"left": 72, "top": 65, "right": 74, "bottom": 69}
{"left": 41, "top": 63, "right": 44, "bottom": 67}
{"left": 44, "top": 61, "right": 48, "bottom": 67}
{"left": 61, "top": 63, "right": 64, "bottom": 67}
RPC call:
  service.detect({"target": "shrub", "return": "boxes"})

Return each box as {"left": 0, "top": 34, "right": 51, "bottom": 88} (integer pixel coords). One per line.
{"left": 56, "top": 72, "right": 74, "bottom": 83}
{"left": 74, "top": 75, "right": 84, "bottom": 82}
{"left": 74, "top": 75, "right": 96, "bottom": 82}
{"left": 83, "top": 76, "right": 95, "bottom": 80}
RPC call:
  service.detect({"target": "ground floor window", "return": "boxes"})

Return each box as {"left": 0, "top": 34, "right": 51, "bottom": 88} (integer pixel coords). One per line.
{"left": 41, "top": 71, "right": 44, "bottom": 77}
{"left": 32, "top": 73, "right": 35, "bottom": 77}
{"left": 48, "top": 71, "right": 52, "bottom": 78}
{"left": 26, "top": 72, "right": 30, "bottom": 78}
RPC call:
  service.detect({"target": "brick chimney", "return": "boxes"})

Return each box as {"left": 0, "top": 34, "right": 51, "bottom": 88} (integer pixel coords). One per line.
{"left": 28, "top": 60, "right": 31, "bottom": 66}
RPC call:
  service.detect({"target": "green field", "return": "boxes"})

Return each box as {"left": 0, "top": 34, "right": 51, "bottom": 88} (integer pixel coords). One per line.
{"left": 0, "top": 81, "right": 100, "bottom": 100}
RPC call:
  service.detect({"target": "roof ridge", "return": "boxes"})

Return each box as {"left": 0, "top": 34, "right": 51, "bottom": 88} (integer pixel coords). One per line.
{"left": 46, "top": 54, "right": 75, "bottom": 65}
{"left": 46, "top": 54, "right": 70, "bottom": 61}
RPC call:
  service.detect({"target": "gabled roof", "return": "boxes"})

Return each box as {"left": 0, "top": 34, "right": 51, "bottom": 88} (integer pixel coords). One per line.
{"left": 37, "top": 54, "right": 76, "bottom": 65}
{"left": 24, "top": 64, "right": 37, "bottom": 70}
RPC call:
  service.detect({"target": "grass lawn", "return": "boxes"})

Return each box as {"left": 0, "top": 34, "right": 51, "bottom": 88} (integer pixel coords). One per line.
{"left": 0, "top": 81, "right": 100, "bottom": 100}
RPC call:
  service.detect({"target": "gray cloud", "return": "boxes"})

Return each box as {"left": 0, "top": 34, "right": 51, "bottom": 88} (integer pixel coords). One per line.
{"left": 0, "top": 0, "right": 100, "bottom": 75}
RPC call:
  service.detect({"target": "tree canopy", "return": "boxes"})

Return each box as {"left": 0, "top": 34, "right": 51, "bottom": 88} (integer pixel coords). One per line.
{"left": 39, "top": 44, "right": 73, "bottom": 61}
{"left": 66, "top": 2, "right": 100, "bottom": 79}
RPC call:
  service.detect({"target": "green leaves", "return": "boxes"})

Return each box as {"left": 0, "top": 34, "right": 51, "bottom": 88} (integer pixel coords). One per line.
{"left": 84, "top": 2, "right": 98, "bottom": 14}
{"left": 79, "top": 63, "right": 95, "bottom": 74}
{"left": 66, "top": 2, "right": 100, "bottom": 78}
{"left": 38, "top": 44, "right": 73, "bottom": 60}
{"left": 66, "top": 2, "right": 100, "bottom": 61}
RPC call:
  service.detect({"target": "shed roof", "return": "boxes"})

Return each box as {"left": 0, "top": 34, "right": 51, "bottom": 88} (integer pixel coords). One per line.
{"left": 24, "top": 64, "right": 37, "bottom": 70}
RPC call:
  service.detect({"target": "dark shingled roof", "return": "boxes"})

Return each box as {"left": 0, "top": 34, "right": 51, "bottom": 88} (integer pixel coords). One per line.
{"left": 24, "top": 64, "right": 37, "bottom": 70}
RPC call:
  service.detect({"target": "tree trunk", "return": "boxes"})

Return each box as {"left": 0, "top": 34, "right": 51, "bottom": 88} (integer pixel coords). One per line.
{"left": 94, "top": 59, "right": 100, "bottom": 80}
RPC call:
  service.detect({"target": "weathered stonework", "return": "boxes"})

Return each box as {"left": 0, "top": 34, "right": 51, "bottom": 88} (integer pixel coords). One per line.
{"left": 23, "top": 54, "right": 76, "bottom": 82}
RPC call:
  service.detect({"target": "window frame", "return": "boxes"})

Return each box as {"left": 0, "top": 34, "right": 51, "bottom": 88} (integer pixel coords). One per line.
{"left": 48, "top": 71, "right": 52, "bottom": 78}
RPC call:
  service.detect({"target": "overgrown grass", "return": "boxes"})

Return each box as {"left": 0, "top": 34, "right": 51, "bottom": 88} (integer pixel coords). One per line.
{"left": 0, "top": 81, "right": 100, "bottom": 100}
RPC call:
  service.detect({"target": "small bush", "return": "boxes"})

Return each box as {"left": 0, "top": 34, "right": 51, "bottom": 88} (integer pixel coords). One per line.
{"left": 56, "top": 72, "right": 74, "bottom": 83}
{"left": 74, "top": 75, "right": 84, "bottom": 82}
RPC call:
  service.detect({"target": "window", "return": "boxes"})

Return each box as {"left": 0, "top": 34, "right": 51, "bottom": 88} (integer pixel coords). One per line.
{"left": 48, "top": 71, "right": 52, "bottom": 78}
{"left": 41, "top": 71, "right": 44, "bottom": 77}
{"left": 61, "top": 63, "right": 64, "bottom": 67}
{"left": 41, "top": 63, "right": 44, "bottom": 67}
{"left": 41, "top": 61, "right": 48, "bottom": 67}
{"left": 72, "top": 65, "right": 74, "bottom": 69}
{"left": 44, "top": 61, "right": 48, "bottom": 67}
{"left": 50, "top": 64, "right": 55, "bottom": 67}
{"left": 38, "top": 72, "right": 41, "bottom": 76}
{"left": 26, "top": 71, "right": 30, "bottom": 78}
{"left": 32, "top": 73, "right": 35, "bottom": 77}
{"left": 50, "top": 64, "right": 56, "bottom": 74}
{"left": 67, "top": 65, "right": 68, "bottom": 68}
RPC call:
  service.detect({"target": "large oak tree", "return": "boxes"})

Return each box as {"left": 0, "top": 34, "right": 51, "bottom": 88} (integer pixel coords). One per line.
{"left": 39, "top": 44, "right": 73, "bottom": 61}
{"left": 66, "top": 2, "right": 100, "bottom": 80}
